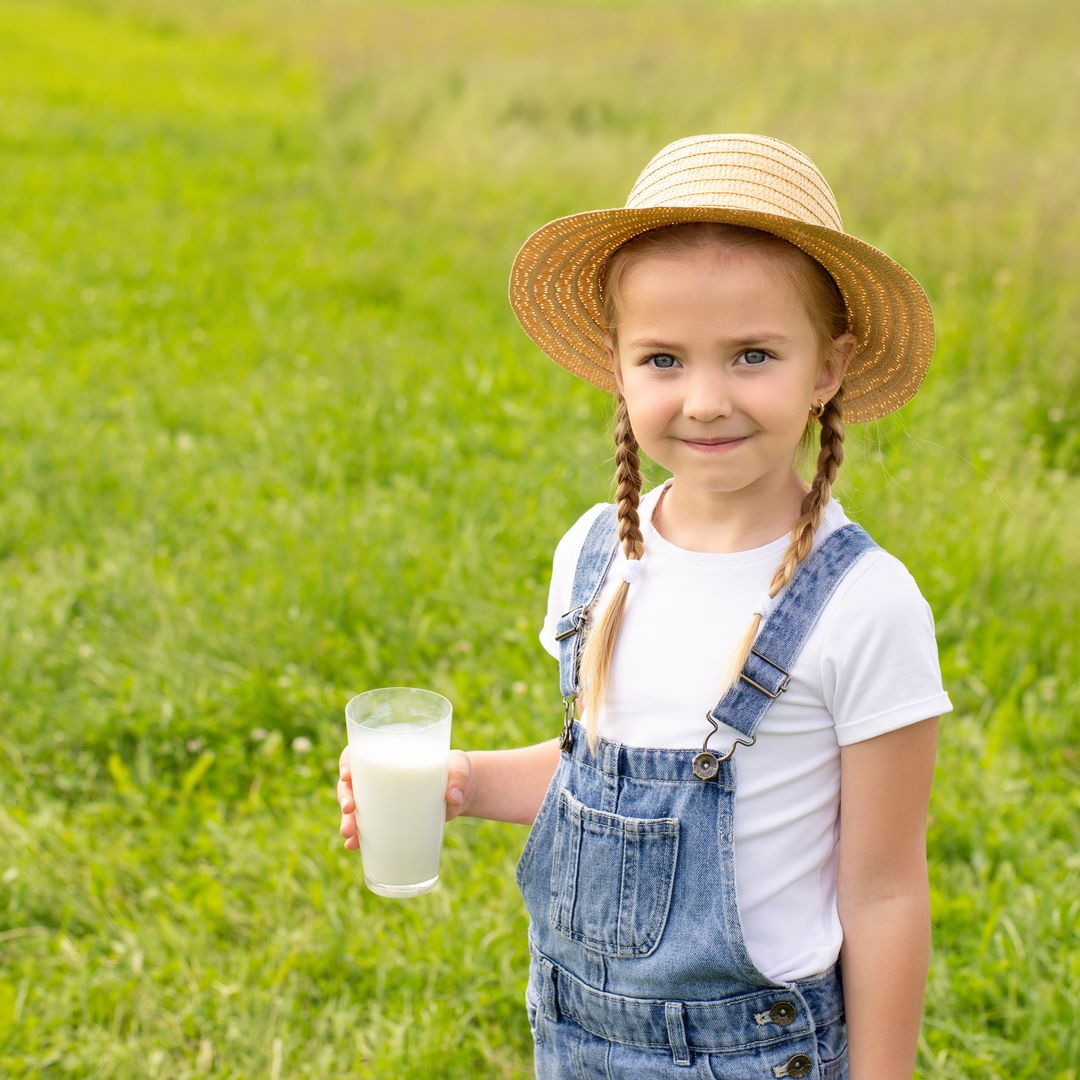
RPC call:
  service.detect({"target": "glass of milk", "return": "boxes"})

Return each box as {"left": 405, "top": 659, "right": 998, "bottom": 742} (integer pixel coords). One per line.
{"left": 345, "top": 687, "right": 453, "bottom": 899}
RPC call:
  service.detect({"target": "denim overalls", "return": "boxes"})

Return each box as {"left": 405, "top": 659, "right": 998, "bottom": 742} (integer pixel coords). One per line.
{"left": 517, "top": 504, "right": 877, "bottom": 1079}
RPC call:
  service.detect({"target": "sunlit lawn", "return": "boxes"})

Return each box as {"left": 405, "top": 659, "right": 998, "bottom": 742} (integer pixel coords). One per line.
{"left": 1, "top": 0, "right": 1077, "bottom": 1076}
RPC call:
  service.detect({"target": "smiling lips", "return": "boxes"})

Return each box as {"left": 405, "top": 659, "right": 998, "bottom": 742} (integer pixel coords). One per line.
{"left": 681, "top": 435, "right": 749, "bottom": 452}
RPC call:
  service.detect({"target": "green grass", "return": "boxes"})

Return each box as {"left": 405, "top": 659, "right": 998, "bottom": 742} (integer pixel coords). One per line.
{"left": 1, "top": 0, "right": 1077, "bottom": 1076}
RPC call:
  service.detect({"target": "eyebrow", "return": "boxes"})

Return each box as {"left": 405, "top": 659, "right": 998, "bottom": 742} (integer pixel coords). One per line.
{"left": 626, "top": 335, "right": 792, "bottom": 352}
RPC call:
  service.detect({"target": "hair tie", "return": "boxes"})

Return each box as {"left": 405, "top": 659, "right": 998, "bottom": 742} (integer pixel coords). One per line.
{"left": 753, "top": 591, "right": 776, "bottom": 619}
{"left": 620, "top": 557, "right": 643, "bottom": 585}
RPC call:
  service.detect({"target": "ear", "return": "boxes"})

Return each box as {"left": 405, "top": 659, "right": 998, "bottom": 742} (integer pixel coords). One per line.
{"left": 815, "top": 331, "right": 856, "bottom": 402}
{"left": 604, "top": 332, "right": 623, "bottom": 394}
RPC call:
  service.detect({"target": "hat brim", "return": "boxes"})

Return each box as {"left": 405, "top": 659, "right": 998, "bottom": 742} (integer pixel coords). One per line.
{"left": 508, "top": 205, "right": 934, "bottom": 423}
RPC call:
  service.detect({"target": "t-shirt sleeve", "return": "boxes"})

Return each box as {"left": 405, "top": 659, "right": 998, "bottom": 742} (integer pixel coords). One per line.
{"left": 538, "top": 502, "right": 610, "bottom": 661}
{"left": 819, "top": 549, "right": 953, "bottom": 745}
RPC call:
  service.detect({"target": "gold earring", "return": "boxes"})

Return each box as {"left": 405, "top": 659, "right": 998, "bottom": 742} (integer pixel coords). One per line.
{"left": 809, "top": 399, "right": 826, "bottom": 419}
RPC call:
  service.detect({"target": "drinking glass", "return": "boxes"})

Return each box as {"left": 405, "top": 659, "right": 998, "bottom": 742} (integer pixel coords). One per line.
{"left": 345, "top": 687, "right": 453, "bottom": 898}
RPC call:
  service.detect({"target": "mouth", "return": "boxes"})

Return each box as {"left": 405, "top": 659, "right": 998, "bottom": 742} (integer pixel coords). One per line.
{"left": 681, "top": 435, "right": 749, "bottom": 452}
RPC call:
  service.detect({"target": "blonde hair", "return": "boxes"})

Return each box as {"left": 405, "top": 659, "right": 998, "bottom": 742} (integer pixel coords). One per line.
{"left": 577, "top": 223, "right": 849, "bottom": 753}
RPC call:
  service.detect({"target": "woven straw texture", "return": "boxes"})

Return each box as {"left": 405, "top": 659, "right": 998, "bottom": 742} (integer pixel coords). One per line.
{"left": 508, "top": 134, "right": 935, "bottom": 424}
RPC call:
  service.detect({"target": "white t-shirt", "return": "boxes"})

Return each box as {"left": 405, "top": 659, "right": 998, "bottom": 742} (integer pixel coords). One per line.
{"left": 539, "top": 480, "right": 952, "bottom": 982}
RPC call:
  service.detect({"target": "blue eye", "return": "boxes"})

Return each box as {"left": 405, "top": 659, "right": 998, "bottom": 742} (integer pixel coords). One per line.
{"left": 740, "top": 349, "right": 771, "bottom": 366}
{"left": 646, "top": 354, "right": 678, "bottom": 370}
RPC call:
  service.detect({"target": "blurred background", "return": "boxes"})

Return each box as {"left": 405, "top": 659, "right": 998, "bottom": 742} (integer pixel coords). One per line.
{"left": 1, "top": 0, "right": 1077, "bottom": 1076}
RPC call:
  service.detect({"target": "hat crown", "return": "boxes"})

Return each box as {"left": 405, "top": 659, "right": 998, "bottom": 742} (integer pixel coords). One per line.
{"left": 625, "top": 133, "right": 844, "bottom": 232}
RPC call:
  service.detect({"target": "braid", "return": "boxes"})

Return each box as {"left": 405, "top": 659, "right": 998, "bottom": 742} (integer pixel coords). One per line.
{"left": 719, "top": 388, "right": 847, "bottom": 692}
{"left": 577, "top": 392, "right": 644, "bottom": 753}
{"left": 798, "top": 387, "right": 845, "bottom": 541}
{"left": 614, "top": 394, "right": 646, "bottom": 560}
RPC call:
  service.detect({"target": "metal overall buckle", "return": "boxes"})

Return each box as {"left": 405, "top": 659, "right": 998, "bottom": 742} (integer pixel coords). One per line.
{"left": 558, "top": 600, "right": 590, "bottom": 753}
{"left": 738, "top": 648, "right": 791, "bottom": 700}
{"left": 692, "top": 712, "right": 757, "bottom": 780}
{"left": 560, "top": 695, "right": 576, "bottom": 751}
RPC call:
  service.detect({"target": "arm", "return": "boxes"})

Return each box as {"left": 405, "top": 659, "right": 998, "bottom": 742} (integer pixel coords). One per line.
{"left": 837, "top": 716, "right": 939, "bottom": 1080}
{"left": 337, "top": 737, "right": 561, "bottom": 847}
{"left": 460, "top": 737, "right": 562, "bottom": 824}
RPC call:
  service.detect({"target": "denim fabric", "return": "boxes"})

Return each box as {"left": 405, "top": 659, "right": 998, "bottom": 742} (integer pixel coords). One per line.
{"left": 519, "top": 507, "right": 877, "bottom": 1078}
{"left": 555, "top": 506, "right": 620, "bottom": 703}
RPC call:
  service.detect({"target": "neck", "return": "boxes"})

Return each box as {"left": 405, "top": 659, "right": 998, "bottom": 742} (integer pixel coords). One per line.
{"left": 653, "top": 472, "right": 812, "bottom": 554}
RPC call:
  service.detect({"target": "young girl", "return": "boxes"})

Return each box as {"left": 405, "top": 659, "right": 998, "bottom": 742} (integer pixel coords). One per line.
{"left": 337, "top": 133, "right": 951, "bottom": 1079}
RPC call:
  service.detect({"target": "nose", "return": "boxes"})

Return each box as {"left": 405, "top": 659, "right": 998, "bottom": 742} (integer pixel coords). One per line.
{"left": 682, "top": 367, "right": 733, "bottom": 423}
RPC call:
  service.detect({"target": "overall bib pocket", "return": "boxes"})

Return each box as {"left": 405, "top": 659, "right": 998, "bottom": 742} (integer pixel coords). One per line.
{"left": 549, "top": 787, "right": 679, "bottom": 958}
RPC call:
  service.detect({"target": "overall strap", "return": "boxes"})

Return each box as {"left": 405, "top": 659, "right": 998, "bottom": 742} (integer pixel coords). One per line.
{"left": 555, "top": 504, "right": 620, "bottom": 704}
{"left": 709, "top": 523, "right": 878, "bottom": 741}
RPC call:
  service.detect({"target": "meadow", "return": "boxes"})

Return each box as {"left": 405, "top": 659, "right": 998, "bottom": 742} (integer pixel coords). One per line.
{"left": 0, "top": 0, "right": 1077, "bottom": 1076}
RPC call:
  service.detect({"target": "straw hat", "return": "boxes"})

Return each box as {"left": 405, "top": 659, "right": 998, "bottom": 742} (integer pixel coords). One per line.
{"left": 508, "top": 133, "right": 935, "bottom": 423}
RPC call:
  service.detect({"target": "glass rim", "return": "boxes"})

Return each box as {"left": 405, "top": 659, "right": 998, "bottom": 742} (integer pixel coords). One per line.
{"left": 345, "top": 686, "right": 452, "bottom": 732}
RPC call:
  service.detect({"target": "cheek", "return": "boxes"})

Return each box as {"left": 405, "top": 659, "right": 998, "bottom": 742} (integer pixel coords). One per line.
{"left": 746, "top": 372, "right": 815, "bottom": 425}
{"left": 625, "top": 387, "right": 676, "bottom": 432}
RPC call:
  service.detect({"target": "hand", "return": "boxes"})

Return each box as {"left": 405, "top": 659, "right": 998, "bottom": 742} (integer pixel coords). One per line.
{"left": 337, "top": 745, "right": 474, "bottom": 851}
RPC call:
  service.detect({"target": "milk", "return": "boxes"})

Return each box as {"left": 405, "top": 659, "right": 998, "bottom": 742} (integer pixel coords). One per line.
{"left": 349, "top": 721, "right": 449, "bottom": 891}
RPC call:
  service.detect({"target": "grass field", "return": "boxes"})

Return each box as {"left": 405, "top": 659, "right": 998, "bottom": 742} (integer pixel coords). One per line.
{"left": 1, "top": 0, "right": 1077, "bottom": 1076}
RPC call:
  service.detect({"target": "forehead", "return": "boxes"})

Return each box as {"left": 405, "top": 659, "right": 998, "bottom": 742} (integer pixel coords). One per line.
{"left": 613, "top": 247, "right": 812, "bottom": 334}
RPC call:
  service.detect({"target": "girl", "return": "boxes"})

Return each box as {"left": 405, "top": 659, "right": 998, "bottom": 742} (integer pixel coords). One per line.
{"left": 337, "top": 134, "right": 951, "bottom": 1079}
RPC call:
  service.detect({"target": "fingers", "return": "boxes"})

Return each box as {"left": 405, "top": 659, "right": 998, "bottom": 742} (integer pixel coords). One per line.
{"left": 340, "top": 802, "right": 360, "bottom": 851}
{"left": 338, "top": 745, "right": 359, "bottom": 850}
{"left": 338, "top": 789, "right": 357, "bottom": 836}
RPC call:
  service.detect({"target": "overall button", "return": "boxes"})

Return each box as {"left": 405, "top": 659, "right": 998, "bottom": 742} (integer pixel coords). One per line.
{"left": 776, "top": 1054, "right": 813, "bottom": 1079}
{"left": 769, "top": 1000, "right": 796, "bottom": 1025}
{"left": 692, "top": 751, "right": 719, "bottom": 780}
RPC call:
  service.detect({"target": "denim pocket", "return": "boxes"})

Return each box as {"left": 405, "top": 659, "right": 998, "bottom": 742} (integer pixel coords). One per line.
{"left": 549, "top": 787, "right": 679, "bottom": 958}
{"left": 525, "top": 990, "right": 544, "bottom": 1046}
